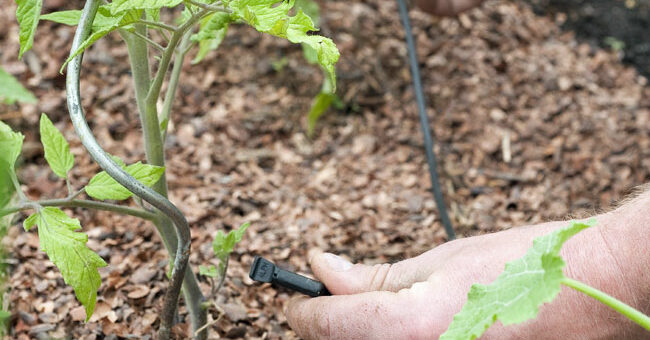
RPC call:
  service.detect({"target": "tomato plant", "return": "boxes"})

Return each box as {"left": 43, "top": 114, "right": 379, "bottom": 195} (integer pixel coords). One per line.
{"left": 4, "top": 0, "right": 339, "bottom": 338}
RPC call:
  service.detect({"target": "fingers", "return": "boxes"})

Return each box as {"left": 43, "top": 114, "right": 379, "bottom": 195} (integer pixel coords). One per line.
{"left": 286, "top": 286, "right": 442, "bottom": 340}
{"left": 309, "top": 252, "right": 440, "bottom": 294}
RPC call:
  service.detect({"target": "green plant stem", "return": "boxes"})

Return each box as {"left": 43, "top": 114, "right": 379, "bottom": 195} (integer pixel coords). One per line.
{"left": 9, "top": 171, "right": 27, "bottom": 202}
{"left": 561, "top": 277, "right": 650, "bottom": 330}
{"left": 137, "top": 19, "right": 177, "bottom": 32}
{"left": 160, "top": 31, "right": 192, "bottom": 140}
{"left": 214, "top": 257, "right": 229, "bottom": 297}
{"left": 129, "top": 30, "right": 165, "bottom": 52}
{"left": 68, "top": 2, "right": 192, "bottom": 338}
{"left": 146, "top": 9, "right": 206, "bottom": 109}
{"left": 186, "top": 0, "right": 231, "bottom": 12}
{"left": 122, "top": 25, "right": 151, "bottom": 119}
{"left": 0, "top": 199, "right": 158, "bottom": 221}
{"left": 124, "top": 13, "right": 208, "bottom": 339}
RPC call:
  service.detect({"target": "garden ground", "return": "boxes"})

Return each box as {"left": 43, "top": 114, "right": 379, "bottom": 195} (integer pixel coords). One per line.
{"left": 1, "top": 0, "right": 649, "bottom": 338}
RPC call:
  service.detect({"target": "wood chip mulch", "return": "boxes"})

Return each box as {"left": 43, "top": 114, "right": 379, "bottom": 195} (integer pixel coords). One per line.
{"left": 1, "top": 0, "right": 648, "bottom": 339}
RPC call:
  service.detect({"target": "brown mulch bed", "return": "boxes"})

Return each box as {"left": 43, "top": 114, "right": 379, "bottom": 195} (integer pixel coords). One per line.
{"left": 1, "top": 0, "right": 649, "bottom": 339}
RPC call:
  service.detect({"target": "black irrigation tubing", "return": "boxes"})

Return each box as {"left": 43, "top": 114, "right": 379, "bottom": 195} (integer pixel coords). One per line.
{"left": 65, "top": 0, "right": 189, "bottom": 338}
{"left": 397, "top": 0, "right": 456, "bottom": 240}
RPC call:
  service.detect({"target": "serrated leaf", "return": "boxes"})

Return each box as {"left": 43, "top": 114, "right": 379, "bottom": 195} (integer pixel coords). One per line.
{"left": 0, "top": 120, "right": 24, "bottom": 169}
{"left": 0, "top": 166, "right": 15, "bottom": 210}
{"left": 41, "top": 8, "right": 125, "bottom": 28}
{"left": 61, "top": 8, "right": 141, "bottom": 72}
{"left": 0, "top": 67, "right": 37, "bottom": 105}
{"left": 213, "top": 222, "right": 249, "bottom": 261}
{"left": 191, "top": 12, "right": 231, "bottom": 42}
{"left": 199, "top": 265, "right": 218, "bottom": 277}
{"left": 110, "top": 0, "right": 182, "bottom": 14}
{"left": 191, "top": 12, "right": 231, "bottom": 64}
{"left": 0, "top": 121, "right": 20, "bottom": 216}
{"left": 23, "top": 207, "right": 106, "bottom": 321}
{"left": 40, "top": 10, "right": 82, "bottom": 26}
{"left": 440, "top": 220, "right": 596, "bottom": 340}
{"left": 295, "top": 0, "right": 319, "bottom": 26}
{"left": 39, "top": 113, "right": 74, "bottom": 179}
{"left": 15, "top": 0, "right": 43, "bottom": 58}
{"left": 223, "top": 0, "right": 339, "bottom": 90}
{"left": 85, "top": 162, "right": 164, "bottom": 200}
{"left": 145, "top": 8, "right": 160, "bottom": 21}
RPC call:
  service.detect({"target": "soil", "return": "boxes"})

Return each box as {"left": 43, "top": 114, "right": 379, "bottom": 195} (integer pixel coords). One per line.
{"left": 1, "top": 0, "right": 649, "bottom": 339}
{"left": 529, "top": 0, "right": 650, "bottom": 78}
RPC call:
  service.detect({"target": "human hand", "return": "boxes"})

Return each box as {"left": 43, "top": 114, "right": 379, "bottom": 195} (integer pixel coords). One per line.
{"left": 286, "top": 214, "right": 648, "bottom": 339}
{"left": 414, "top": 0, "right": 485, "bottom": 16}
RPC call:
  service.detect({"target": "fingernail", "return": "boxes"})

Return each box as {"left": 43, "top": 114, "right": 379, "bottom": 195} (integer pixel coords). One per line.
{"left": 323, "top": 253, "right": 353, "bottom": 272}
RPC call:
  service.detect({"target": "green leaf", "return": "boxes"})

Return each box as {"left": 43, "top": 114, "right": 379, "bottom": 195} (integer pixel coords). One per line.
{"left": 0, "top": 167, "right": 15, "bottom": 210}
{"left": 0, "top": 120, "right": 25, "bottom": 169}
{"left": 0, "top": 67, "right": 37, "bottom": 105}
{"left": 15, "top": 0, "right": 43, "bottom": 58}
{"left": 307, "top": 91, "right": 334, "bottom": 137}
{"left": 213, "top": 222, "right": 250, "bottom": 261}
{"left": 191, "top": 12, "right": 231, "bottom": 64}
{"left": 223, "top": 0, "right": 339, "bottom": 90}
{"left": 0, "top": 121, "right": 21, "bottom": 214}
{"left": 110, "top": 0, "right": 182, "bottom": 14}
{"left": 85, "top": 162, "right": 164, "bottom": 200}
{"left": 198, "top": 265, "right": 218, "bottom": 278}
{"left": 440, "top": 220, "right": 596, "bottom": 340}
{"left": 0, "top": 310, "right": 10, "bottom": 321}
{"left": 145, "top": 8, "right": 160, "bottom": 22}
{"left": 40, "top": 10, "right": 81, "bottom": 26}
{"left": 295, "top": 0, "right": 320, "bottom": 26}
{"left": 39, "top": 113, "right": 74, "bottom": 179}
{"left": 23, "top": 207, "right": 106, "bottom": 321}
{"left": 41, "top": 8, "right": 125, "bottom": 28}
{"left": 61, "top": 7, "right": 141, "bottom": 72}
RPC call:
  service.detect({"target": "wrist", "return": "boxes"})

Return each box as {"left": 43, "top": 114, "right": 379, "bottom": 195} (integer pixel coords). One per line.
{"left": 581, "top": 191, "right": 650, "bottom": 335}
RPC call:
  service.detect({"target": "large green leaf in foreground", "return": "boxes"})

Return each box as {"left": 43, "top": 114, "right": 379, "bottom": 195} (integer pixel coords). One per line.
{"left": 440, "top": 220, "right": 596, "bottom": 340}
{"left": 24, "top": 207, "right": 107, "bottom": 321}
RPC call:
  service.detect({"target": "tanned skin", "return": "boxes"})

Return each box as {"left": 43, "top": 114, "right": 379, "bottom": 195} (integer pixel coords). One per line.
{"left": 286, "top": 186, "right": 650, "bottom": 339}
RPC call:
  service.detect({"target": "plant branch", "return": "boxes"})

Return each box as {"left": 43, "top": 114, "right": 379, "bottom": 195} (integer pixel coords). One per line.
{"left": 9, "top": 170, "right": 27, "bottom": 202}
{"left": 128, "top": 30, "right": 165, "bottom": 52}
{"left": 146, "top": 9, "right": 207, "bottom": 107}
{"left": 160, "top": 31, "right": 192, "bottom": 140}
{"left": 561, "top": 277, "right": 650, "bottom": 330}
{"left": 214, "top": 257, "right": 229, "bottom": 297}
{"left": 137, "top": 19, "right": 178, "bottom": 32}
{"left": 0, "top": 199, "right": 158, "bottom": 222}
{"left": 125, "top": 10, "right": 208, "bottom": 339}
{"left": 66, "top": 2, "right": 191, "bottom": 338}
{"left": 65, "top": 178, "right": 73, "bottom": 196}
{"left": 185, "top": 0, "right": 231, "bottom": 13}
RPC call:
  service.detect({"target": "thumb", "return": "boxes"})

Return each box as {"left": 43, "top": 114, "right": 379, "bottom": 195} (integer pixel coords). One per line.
{"left": 310, "top": 252, "right": 436, "bottom": 295}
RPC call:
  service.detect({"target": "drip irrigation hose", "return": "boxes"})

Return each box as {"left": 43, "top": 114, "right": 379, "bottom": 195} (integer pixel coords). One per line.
{"left": 397, "top": 0, "right": 456, "bottom": 240}
{"left": 66, "top": 1, "right": 191, "bottom": 338}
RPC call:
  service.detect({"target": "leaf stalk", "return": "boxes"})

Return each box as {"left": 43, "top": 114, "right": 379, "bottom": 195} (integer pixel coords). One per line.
{"left": 561, "top": 277, "right": 650, "bottom": 330}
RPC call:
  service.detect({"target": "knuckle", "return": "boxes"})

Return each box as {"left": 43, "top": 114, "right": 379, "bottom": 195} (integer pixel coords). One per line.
{"left": 313, "top": 307, "right": 332, "bottom": 340}
{"left": 369, "top": 263, "right": 393, "bottom": 291}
